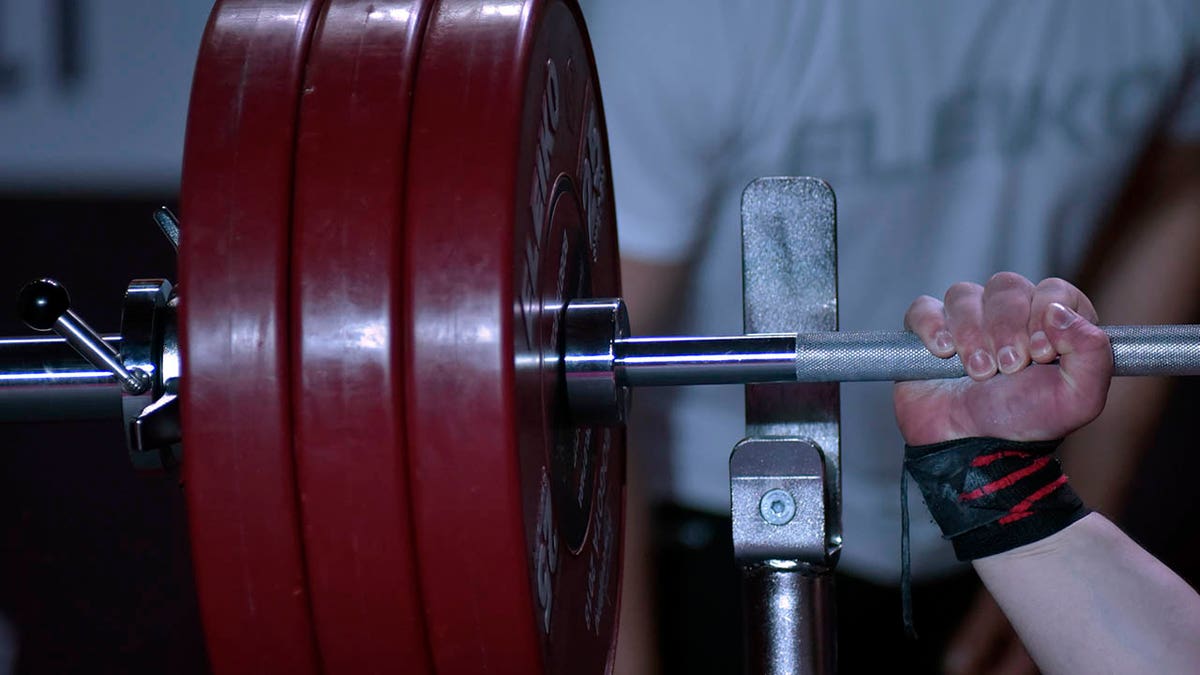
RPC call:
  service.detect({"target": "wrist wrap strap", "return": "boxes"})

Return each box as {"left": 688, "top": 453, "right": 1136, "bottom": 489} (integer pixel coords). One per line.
{"left": 899, "top": 437, "right": 1089, "bottom": 637}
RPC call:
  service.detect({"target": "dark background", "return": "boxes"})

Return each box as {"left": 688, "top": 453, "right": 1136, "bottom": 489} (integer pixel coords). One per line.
{"left": 2, "top": 0, "right": 210, "bottom": 667}
{"left": 0, "top": 196, "right": 208, "bottom": 673}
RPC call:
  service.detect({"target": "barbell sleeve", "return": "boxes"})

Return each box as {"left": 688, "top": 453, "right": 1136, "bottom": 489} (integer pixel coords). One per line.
{"left": 613, "top": 325, "right": 1200, "bottom": 387}
{"left": 0, "top": 336, "right": 123, "bottom": 422}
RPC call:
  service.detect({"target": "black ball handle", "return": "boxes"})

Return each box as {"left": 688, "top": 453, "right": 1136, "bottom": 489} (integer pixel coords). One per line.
{"left": 18, "top": 278, "right": 71, "bottom": 331}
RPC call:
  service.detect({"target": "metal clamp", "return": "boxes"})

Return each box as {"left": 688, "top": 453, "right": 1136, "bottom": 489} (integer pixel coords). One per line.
{"left": 731, "top": 438, "right": 827, "bottom": 565}
{"left": 120, "top": 279, "right": 181, "bottom": 471}
{"left": 563, "top": 297, "right": 631, "bottom": 425}
{"left": 4, "top": 210, "right": 182, "bottom": 472}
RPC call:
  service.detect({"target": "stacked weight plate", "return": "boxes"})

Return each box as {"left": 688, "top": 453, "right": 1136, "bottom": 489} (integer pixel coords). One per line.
{"left": 179, "top": 2, "right": 325, "bottom": 673}
{"left": 290, "top": 1, "right": 433, "bottom": 672}
{"left": 405, "top": 1, "right": 625, "bottom": 672}
{"left": 179, "top": 1, "right": 625, "bottom": 673}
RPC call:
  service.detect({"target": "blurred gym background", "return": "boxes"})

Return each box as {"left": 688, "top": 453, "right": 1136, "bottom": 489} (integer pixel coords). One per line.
{"left": 1, "top": 1, "right": 208, "bottom": 672}
{"left": 0, "top": 1, "right": 1197, "bottom": 673}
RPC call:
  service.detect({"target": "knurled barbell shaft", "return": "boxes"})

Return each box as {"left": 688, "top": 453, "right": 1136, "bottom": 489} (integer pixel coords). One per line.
{"left": 614, "top": 325, "right": 1200, "bottom": 387}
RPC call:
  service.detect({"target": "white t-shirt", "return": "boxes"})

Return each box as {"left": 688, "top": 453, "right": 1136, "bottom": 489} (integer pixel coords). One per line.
{"left": 584, "top": 0, "right": 1200, "bottom": 583}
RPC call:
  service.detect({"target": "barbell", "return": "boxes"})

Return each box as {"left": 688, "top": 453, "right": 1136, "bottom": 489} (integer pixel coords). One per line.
{"left": 3, "top": 1, "right": 1200, "bottom": 673}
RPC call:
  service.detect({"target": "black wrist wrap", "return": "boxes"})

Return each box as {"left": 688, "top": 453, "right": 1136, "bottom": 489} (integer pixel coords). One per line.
{"left": 898, "top": 437, "right": 1088, "bottom": 637}
{"left": 904, "top": 437, "right": 1089, "bottom": 560}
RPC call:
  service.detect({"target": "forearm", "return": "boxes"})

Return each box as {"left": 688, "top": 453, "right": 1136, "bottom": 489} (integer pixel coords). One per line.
{"left": 973, "top": 512, "right": 1200, "bottom": 675}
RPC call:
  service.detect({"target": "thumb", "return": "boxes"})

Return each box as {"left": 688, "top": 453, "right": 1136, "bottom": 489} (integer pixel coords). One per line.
{"left": 1042, "top": 302, "right": 1113, "bottom": 411}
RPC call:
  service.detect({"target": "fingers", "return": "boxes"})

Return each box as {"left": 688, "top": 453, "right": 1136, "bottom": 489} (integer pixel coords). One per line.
{"left": 1041, "top": 301, "right": 1113, "bottom": 418}
{"left": 944, "top": 281, "right": 993, "bottom": 379}
{"left": 1028, "top": 278, "right": 1098, "bottom": 364}
{"left": 905, "top": 294, "right": 956, "bottom": 358}
{"left": 921, "top": 273, "right": 1103, "bottom": 383}
{"left": 982, "top": 273, "right": 1036, "bottom": 376}
{"left": 944, "top": 274, "right": 1035, "bottom": 380}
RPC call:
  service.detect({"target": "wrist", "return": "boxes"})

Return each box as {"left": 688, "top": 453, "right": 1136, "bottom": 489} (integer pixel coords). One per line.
{"left": 975, "top": 512, "right": 1103, "bottom": 560}
{"left": 900, "top": 436, "right": 1088, "bottom": 637}
{"left": 904, "top": 437, "right": 1088, "bottom": 561}
{"left": 898, "top": 408, "right": 974, "bottom": 447}
{"left": 895, "top": 383, "right": 982, "bottom": 446}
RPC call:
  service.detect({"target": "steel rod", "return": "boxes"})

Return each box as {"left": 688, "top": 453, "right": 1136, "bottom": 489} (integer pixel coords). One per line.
{"left": 741, "top": 564, "right": 836, "bottom": 675}
{"left": 0, "top": 335, "right": 121, "bottom": 421}
{"left": 615, "top": 335, "right": 797, "bottom": 386}
{"left": 2, "top": 324, "right": 1199, "bottom": 423}
{"left": 614, "top": 325, "right": 1200, "bottom": 387}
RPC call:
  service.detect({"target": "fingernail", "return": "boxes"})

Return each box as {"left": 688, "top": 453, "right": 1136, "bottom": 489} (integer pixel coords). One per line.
{"left": 968, "top": 349, "right": 995, "bottom": 377}
{"left": 997, "top": 345, "right": 1020, "bottom": 373}
{"left": 934, "top": 330, "right": 955, "bottom": 354}
{"left": 1030, "top": 330, "right": 1052, "bottom": 358}
{"left": 1048, "top": 302, "right": 1077, "bottom": 330}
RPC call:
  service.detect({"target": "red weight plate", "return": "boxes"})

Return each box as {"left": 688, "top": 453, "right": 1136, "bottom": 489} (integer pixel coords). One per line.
{"left": 179, "top": 2, "right": 322, "bottom": 673}
{"left": 405, "top": 1, "right": 625, "bottom": 673}
{"left": 290, "top": 1, "right": 433, "bottom": 671}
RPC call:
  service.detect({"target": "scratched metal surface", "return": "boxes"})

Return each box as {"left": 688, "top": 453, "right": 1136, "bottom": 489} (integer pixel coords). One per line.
{"left": 741, "top": 176, "right": 842, "bottom": 561}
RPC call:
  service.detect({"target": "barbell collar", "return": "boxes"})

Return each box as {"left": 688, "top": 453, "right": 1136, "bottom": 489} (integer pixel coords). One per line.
{"left": 4, "top": 277, "right": 180, "bottom": 472}
{"left": 18, "top": 279, "right": 151, "bottom": 395}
